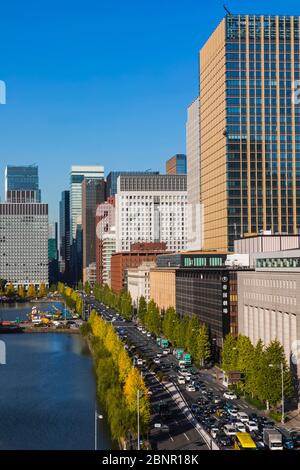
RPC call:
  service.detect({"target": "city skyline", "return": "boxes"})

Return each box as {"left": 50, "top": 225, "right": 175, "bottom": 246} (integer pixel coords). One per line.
{"left": 1, "top": 0, "right": 300, "bottom": 222}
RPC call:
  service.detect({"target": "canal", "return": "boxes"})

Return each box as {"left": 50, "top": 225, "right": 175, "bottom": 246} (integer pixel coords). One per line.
{"left": 0, "top": 303, "right": 113, "bottom": 450}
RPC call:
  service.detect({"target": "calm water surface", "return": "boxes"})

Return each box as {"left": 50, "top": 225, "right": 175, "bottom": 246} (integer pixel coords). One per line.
{"left": 0, "top": 304, "right": 113, "bottom": 450}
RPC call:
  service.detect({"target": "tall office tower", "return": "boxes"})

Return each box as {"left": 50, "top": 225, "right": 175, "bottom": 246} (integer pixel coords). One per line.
{"left": 59, "top": 190, "right": 70, "bottom": 278}
{"left": 95, "top": 197, "right": 116, "bottom": 285}
{"left": 0, "top": 203, "right": 49, "bottom": 287}
{"left": 106, "top": 171, "right": 160, "bottom": 198}
{"left": 82, "top": 178, "right": 106, "bottom": 284}
{"left": 115, "top": 174, "right": 187, "bottom": 253}
{"left": 5, "top": 165, "right": 41, "bottom": 202}
{"left": 200, "top": 15, "right": 300, "bottom": 252}
{"left": 70, "top": 165, "right": 104, "bottom": 241}
{"left": 186, "top": 97, "right": 203, "bottom": 251}
{"left": 70, "top": 165, "right": 104, "bottom": 284}
{"left": 166, "top": 154, "right": 187, "bottom": 175}
{"left": 48, "top": 222, "right": 59, "bottom": 284}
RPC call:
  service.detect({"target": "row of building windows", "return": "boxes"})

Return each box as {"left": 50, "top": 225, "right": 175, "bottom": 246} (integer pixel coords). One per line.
{"left": 243, "top": 277, "right": 297, "bottom": 289}
{"left": 244, "top": 291, "right": 297, "bottom": 306}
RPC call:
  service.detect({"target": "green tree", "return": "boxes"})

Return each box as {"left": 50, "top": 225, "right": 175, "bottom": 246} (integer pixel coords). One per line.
{"left": 245, "top": 339, "right": 264, "bottom": 398}
{"left": 197, "top": 323, "right": 211, "bottom": 367}
{"left": 145, "top": 300, "right": 160, "bottom": 336}
{"left": 84, "top": 281, "right": 91, "bottom": 295}
{"left": 221, "top": 334, "right": 238, "bottom": 375}
{"left": 162, "top": 307, "right": 178, "bottom": 344}
{"left": 186, "top": 314, "right": 200, "bottom": 359}
{"left": 138, "top": 296, "right": 147, "bottom": 325}
{"left": 257, "top": 340, "right": 293, "bottom": 410}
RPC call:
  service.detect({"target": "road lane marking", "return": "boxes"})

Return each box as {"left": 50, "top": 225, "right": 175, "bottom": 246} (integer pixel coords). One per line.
{"left": 184, "top": 433, "right": 190, "bottom": 441}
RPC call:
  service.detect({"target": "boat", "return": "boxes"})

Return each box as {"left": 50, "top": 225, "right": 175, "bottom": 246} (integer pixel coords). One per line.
{"left": 0, "top": 321, "right": 23, "bottom": 334}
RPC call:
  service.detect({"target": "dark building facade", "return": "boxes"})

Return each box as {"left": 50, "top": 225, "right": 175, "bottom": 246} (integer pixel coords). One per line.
{"left": 106, "top": 171, "right": 159, "bottom": 198}
{"left": 59, "top": 190, "right": 70, "bottom": 280}
{"left": 176, "top": 268, "right": 239, "bottom": 359}
{"left": 82, "top": 178, "right": 106, "bottom": 283}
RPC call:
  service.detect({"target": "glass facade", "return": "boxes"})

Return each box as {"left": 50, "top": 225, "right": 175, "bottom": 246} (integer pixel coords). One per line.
{"left": 256, "top": 256, "right": 300, "bottom": 268}
{"left": 225, "top": 15, "right": 300, "bottom": 250}
{"left": 5, "top": 165, "right": 41, "bottom": 202}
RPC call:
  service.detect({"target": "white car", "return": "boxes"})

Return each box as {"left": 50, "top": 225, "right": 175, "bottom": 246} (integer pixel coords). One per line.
{"left": 147, "top": 333, "right": 151, "bottom": 338}
{"left": 228, "top": 408, "right": 238, "bottom": 418}
{"left": 186, "top": 384, "right": 196, "bottom": 392}
{"left": 137, "top": 359, "right": 143, "bottom": 366}
{"left": 163, "top": 348, "right": 170, "bottom": 355}
{"left": 237, "top": 412, "right": 249, "bottom": 423}
{"left": 223, "top": 391, "right": 237, "bottom": 400}
{"left": 246, "top": 421, "right": 258, "bottom": 432}
{"left": 142, "top": 330, "right": 147, "bottom": 334}
{"left": 210, "top": 427, "right": 219, "bottom": 439}
{"left": 224, "top": 425, "right": 236, "bottom": 436}
{"left": 154, "top": 423, "right": 162, "bottom": 428}
{"left": 153, "top": 358, "right": 160, "bottom": 364}
{"left": 235, "top": 422, "right": 247, "bottom": 433}
{"left": 156, "top": 353, "right": 162, "bottom": 358}
{"left": 178, "top": 376, "right": 185, "bottom": 385}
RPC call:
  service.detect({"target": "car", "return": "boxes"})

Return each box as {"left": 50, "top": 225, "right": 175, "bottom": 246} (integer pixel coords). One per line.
{"left": 142, "top": 329, "right": 147, "bottom": 334}
{"left": 154, "top": 422, "right": 162, "bottom": 428}
{"left": 246, "top": 421, "right": 259, "bottom": 432}
{"left": 212, "top": 396, "right": 222, "bottom": 404}
{"left": 210, "top": 427, "right": 220, "bottom": 439}
{"left": 223, "top": 391, "right": 237, "bottom": 400}
{"left": 191, "top": 404, "right": 199, "bottom": 413}
{"left": 153, "top": 358, "right": 160, "bottom": 364}
{"left": 137, "top": 359, "right": 143, "bottom": 366}
{"left": 156, "top": 353, "right": 162, "bottom": 358}
{"left": 147, "top": 333, "right": 151, "bottom": 338}
{"left": 235, "top": 421, "right": 247, "bottom": 433}
{"left": 163, "top": 348, "right": 170, "bottom": 355}
{"left": 178, "top": 376, "right": 185, "bottom": 385}
{"left": 283, "top": 437, "right": 295, "bottom": 450}
{"left": 228, "top": 408, "right": 238, "bottom": 418}
{"left": 237, "top": 412, "right": 249, "bottom": 423}
{"left": 186, "top": 384, "right": 196, "bottom": 392}
{"left": 224, "top": 425, "right": 236, "bottom": 437}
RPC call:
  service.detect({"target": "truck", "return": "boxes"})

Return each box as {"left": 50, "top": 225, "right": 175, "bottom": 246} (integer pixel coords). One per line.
{"left": 173, "top": 348, "right": 184, "bottom": 360}
{"left": 156, "top": 337, "right": 169, "bottom": 349}
{"left": 182, "top": 353, "right": 192, "bottom": 365}
{"left": 263, "top": 429, "right": 283, "bottom": 450}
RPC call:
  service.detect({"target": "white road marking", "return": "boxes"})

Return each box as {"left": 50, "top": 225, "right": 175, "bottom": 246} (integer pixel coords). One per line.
{"left": 184, "top": 433, "right": 190, "bottom": 441}
{"left": 169, "top": 434, "right": 174, "bottom": 442}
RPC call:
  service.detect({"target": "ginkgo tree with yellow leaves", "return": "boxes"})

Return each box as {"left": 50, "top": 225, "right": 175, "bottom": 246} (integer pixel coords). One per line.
{"left": 87, "top": 310, "right": 150, "bottom": 443}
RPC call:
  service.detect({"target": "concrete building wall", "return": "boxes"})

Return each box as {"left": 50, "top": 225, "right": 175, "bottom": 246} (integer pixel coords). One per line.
{"left": 238, "top": 270, "right": 300, "bottom": 375}
{"left": 149, "top": 269, "right": 176, "bottom": 310}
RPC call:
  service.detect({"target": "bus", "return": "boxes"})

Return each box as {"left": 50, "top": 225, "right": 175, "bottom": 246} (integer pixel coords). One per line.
{"left": 234, "top": 433, "right": 257, "bottom": 450}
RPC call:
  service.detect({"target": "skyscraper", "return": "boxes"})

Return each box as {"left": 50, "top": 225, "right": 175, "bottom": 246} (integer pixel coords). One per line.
{"left": 5, "top": 165, "right": 41, "bottom": 202}
{"left": 82, "top": 178, "right": 105, "bottom": 284}
{"left": 59, "top": 190, "right": 70, "bottom": 278}
{"left": 70, "top": 165, "right": 104, "bottom": 284}
{"left": 200, "top": 15, "right": 300, "bottom": 251}
{"left": 70, "top": 165, "right": 104, "bottom": 241}
{"left": 166, "top": 154, "right": 187, "bottom": 175}
{"left": 186, "top": 97, "right": 203, "bottom": 251}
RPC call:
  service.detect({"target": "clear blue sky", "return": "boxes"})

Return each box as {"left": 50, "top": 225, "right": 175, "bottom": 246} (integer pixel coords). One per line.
{"left": 0, "top": 0, "right": 299, "bottom": 222}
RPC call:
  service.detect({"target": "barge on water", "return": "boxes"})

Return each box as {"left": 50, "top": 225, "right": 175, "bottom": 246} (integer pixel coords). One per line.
{"left": 0, "top": 321, "right": 24, "bottom": 334}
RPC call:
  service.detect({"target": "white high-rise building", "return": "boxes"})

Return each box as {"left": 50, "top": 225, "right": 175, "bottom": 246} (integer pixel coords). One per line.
{"left": 70, "top": 165, "right": 104, "bottom": 241}
{"left": 102, "top": 227, "right": 116, "bottom": 286}
{"left": 186, "top": 97, "right": 203, "bottom": 251}
{"left": 115, "top": 175, "right": 187, "bottom": 253}
{"left": 0, "top": 202, "right": 49, "bottom": 287}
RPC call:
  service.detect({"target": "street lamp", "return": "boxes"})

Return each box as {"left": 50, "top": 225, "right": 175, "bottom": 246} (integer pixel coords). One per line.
{"left": 95, "top": 405, "right": 104, "bottom": 451}
{"left": 137, "top": 389, "right": 143, "bottom": 450}
{"left": 269, "top": 362, "right": 285, "bottom": 424}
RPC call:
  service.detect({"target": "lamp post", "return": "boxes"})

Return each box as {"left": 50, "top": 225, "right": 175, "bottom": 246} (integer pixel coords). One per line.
{"left": 95, "top": 405, "right": 104, "bottom": 451}
{"left": 269, "top": 362, "right": 285, "bottom": 424}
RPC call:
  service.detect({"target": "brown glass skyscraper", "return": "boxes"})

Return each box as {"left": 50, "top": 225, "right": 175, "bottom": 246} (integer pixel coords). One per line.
{"left": 200, "top": 15, "right": 300, "bottom": 251}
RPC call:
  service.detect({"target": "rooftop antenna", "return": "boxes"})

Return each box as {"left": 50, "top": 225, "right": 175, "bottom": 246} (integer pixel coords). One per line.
{"left": 223, "top": 4, "right": 232, "bottom": 15}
